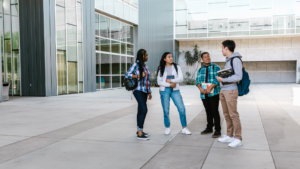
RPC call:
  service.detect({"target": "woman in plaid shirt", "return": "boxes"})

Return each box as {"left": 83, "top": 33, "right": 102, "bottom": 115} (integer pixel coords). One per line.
{"left": 125, "top": 49, "right": 152, "bottom": 141}
{"left": 196, "top": 52, "right": 222, "bottom": 138}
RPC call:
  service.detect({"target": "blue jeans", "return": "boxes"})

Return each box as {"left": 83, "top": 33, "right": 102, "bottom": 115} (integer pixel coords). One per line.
{"left": 133, "top": 90, "right": 148, "bottom": 131}
{"left": 160, "top": 88, "right": 187, "bottom": 128}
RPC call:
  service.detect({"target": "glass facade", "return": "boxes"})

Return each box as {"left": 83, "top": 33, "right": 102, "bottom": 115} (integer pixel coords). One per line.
{"left": 95, "top": 13, "right": 134, "bottom": 90}
{"left": 176, "top": 0, "right": 299, "bottom": 38}
{"left": 56, "top": 0, "right": 83, "bottom": 95}
{"left": 95, "top": 0, "right": 138, "bottom": 24}
{"left": 1, "top": 0, "right": 20, "bottom": 96}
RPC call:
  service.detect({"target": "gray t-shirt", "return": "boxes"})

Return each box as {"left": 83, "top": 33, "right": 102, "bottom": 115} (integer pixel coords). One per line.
{"left": 165, "top": 66, "right": 172, "bottom": 76}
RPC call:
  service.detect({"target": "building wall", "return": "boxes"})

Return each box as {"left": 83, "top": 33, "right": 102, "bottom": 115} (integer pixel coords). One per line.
{"left": 178, "top": 37, "right": 300, "bottom": 83}
{"left": 138, "top": 0, "right": 174, "bottom": 72}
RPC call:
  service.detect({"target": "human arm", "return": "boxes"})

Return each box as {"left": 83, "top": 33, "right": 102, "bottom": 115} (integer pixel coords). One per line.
{"left": 170, "top": 66, "right": 183, "bottom": 83}
{"left": 222, "top": 59, "right": 243, "bottom": 83}
{"left": 157, "top": 70, "right": 171, "bottom": 87}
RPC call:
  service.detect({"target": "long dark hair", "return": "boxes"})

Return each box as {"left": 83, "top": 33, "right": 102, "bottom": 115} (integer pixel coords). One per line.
{"left": 136, "top": 49, "right": 147, "bottom": 83}
{"left": 156, "top": 52, "right": 177, "bottom": 77}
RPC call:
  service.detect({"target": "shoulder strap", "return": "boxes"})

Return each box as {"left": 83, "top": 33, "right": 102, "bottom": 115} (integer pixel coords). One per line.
{"left": 230, "top": 57, "right": 242, "bottom": 73}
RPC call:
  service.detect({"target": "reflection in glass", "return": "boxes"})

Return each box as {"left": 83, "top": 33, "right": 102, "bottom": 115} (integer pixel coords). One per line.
{"left": 121, "top": 56, "right": 126, "bottom": 74}
{"left": 101, "top": 76, "right": 111, "bottom": 89}
{"left": 101, "top": 54, "right": 111, "bottom": 74}
{"left": 121, "top": 75, "right": 125, "bottom": 87}
{"left": 96, "top": 76, "right": 101, "bottom": 89}
{"left": 127, "top": 44, "right": 134, "bottom": 55}
{"left": 66, "top": 0, "right": 76, "bottom": 24}
{"left": 112, "top": 76, "right": 120, "bottom": 88}
{"left": 112, "top": 55, "right": 120, "bottom": 74}
{"left": 78, "top": 43, "right": 83, "bottom": 82}
{"left": 12, "top": 50, "right": 20, "bottom": 95}
{"left": 0, "top": 1, "right": 3, "bottom": 82}
{"left": 96, "top": 53, "right": 101, "bottom": 74}
{"left": 95, "top": 37, "right": 100, "bottom": 51}
{"left": 79, "top": 82, "right": 83, "bottom": 93}
{"left": 101, "top": 38, "right": 110, "bottom": 52}
{"left": 111, "top": 19, "right": 120, "bottom": 40}
{"left": 56, "top": 6, "right": 66, "bottom": 50}
{"left": 121, "top": 23, "right": 126, "bottom": 42}
{"left": 57, "top": 50, "right": 67, "bottom": 94}
{"left": 127, "top": 57, "right": 134, "bottom": 71}
{"left": 67, "top": 24, "right": 77, "bottom": 61}
{"left": 111, "top": 40, "right": 120, "bottom": 53}
{"left": 11, "top": 4, "right": 19, "bottom": 50}
{"left": 127, "top": 26, "right": 134, "bottom": 43}
{"left": 77, "top": 1, "right": 82, "bottom": 42}
{"left": 121, "top": 43, "right": 126, "bottom": 54}
{"left": 4, "top": 39, "right": 11, "bottom": 94}
{"left": 68, "top": 62, "right": 78, "bottom": 93}
{"left": 100, "top": 15, "right": 110, "bottom": 38}
{"left": 95, "top": 14, "right": 99, "bottom": 36}
{"left": 4, "top": 0, "right": 10, "bottom": 39}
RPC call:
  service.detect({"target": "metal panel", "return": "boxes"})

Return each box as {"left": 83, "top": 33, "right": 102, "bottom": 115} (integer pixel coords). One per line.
{"left": 83, "top": 0, "right": 96, "bottom": 93}
{"left": 19, "top": 0, "right": 46, "bottom": 96}
{"left": 0, "top": 39, "right": 2, "bottom": 102}
{"left": 137, "top": 0, "right": 174, "bottom": 72}
{"left": 44, "top": 0, "right": 57, "bottom": 96}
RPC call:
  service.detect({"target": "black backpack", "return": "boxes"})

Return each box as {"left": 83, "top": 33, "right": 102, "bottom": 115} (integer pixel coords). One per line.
{"left": 124, "top": 78, "right": 138, "bottom": 91}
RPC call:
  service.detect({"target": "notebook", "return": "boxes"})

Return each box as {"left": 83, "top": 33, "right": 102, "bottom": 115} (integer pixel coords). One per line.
{"left": 167, "top": 75, "right": 175, "bottom": 79}
{"left": 202, "top": 83, "right": 214, "bottom": 94}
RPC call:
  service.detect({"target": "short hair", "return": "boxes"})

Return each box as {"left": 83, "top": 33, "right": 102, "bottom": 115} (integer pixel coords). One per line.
{"left": 222, "top": 40, "right": 236, "bottom": 52}
{"left": 201, "top": 52, "right": 210, "bottom": 59}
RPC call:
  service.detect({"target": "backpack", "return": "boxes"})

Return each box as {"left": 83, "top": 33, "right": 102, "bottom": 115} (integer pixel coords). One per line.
{"left": 124, "top": 78, "right": 138, "bottom": 91}
{"left": 230, "top": 57, "right": 251, "bottom": 96}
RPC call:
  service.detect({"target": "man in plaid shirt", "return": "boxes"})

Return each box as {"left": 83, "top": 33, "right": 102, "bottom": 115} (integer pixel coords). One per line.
{"left": 196, "top": 52, "right": 221, "bottom": 138}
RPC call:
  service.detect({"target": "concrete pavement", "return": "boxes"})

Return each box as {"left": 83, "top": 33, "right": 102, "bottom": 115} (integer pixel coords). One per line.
{"left": 0, "top": 84, "right": 299, "bottom": 169}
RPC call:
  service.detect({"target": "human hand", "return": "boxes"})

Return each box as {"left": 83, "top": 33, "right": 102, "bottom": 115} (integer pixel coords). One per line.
{"left": 170, "top": 83, "right": 176, "bottom": 88}
{"left": 166, "top": 79, "right": 172, "bottom": 83}
{"left": 148, "top": 94, "right": 152, "bottom": 100}
{"left": 142, "top": 72, "right": 146, "bottom": 77}
{"left": 206, "top": 88, "right": 211, "bottom": 94}
{"left": 199, "top": 88, "right": 205, "bottom": 94}
{"left": 216, "top": 76, "right": 223, "bottom": 82}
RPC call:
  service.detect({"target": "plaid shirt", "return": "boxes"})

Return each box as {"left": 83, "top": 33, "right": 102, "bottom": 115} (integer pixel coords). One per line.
{"left": 125, "top": 62, "right": 152, "bottom": 94}
{"left": 196, "top": 62, "right": 221, "bottom": 99}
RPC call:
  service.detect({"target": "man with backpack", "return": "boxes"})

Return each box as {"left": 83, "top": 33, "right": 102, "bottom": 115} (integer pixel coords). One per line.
{"left": 196, "top": 52, "right": 222, "bottom": 138}
{"left": 216, "top": 40, "right": 244, "bottom": 148}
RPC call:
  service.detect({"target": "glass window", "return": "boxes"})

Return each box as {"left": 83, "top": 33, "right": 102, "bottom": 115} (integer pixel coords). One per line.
{"left": 130, "top": 7, "right": 138, "bottom": 24}
{"left": 175, "top": 0, "right": 187, "bottom": 36}
{"left": 111, "top": 19, "right": 120, "bottom": 40}
{"left": 12, "top": 50, "right": 20, "bottom": 95}
{"left": 104, "top": 0, "right": 114, "bottom": 14}
{"left": 57, "top": 50, "right": 67, "bottom": 94}
{"left": 4, "top": 40, "right": 11, "bottom": 94}
{"left": 121, "top": 56, "right": 126, "bottom": 74}
{"left": 78, "top": 43, "right": 83, "bottom": 82}
{"left": 115, "top": 0, "right": 123, "bottom": 18}
{"left": 127, "top": 57, "right": 134, "bottom": 70}
{"left": 67, "top": 24, "right": 77, "bottom": 61}
{"left": 100, "top": 15, "right": 110, "bottom": 38}
{"left": 208, "top": 2, "right": 228, "bottom": 19}
{"left": 124, "top": 4, "right": 130, "bottom": 20}
{"left": 68, "top": 62, "right": 78, "bottom": 93}
{"left": 127, "top": 26, "right": 133, "bottom": 43}
{"left": 121, "top": 43, "right": 126, "bottom": 54}
{"left": 250, "top": 0, "right": 272, "bottom": 9}
{"left": 96, "top": 53, "right": 101, "bottom": 74}
{"left": 95, "top": 0, "right": 104, "bottom": 10}
{"left": 112, "top": 76, "right": 120, "bottom": 88}
{"left": 4, "top": 0, "right": 11, "bottom": 39}
{"left": 96, "top": 76, "right": 101, "bottom": 89}
{"left": 56, "top": 6, "right": 66, "bottom": 50}
{"left": 208, "top": 19, "right": 228, "bottom": 35}
{"left": 101, "top": 54, "right": 111, "bottom": 74}
{"left": 130, "top": 0, "right": 138, "bottom": 7}
{"left": 127, "top": 44, "right": 134, "bottom": 55}
{"left": 95, "top": 14, "right": 99, "bottom": 36}
{"left": 95, "top": 37, "right": 100, "bottom": 51}
{"left": 77, "top": 1, "right": 82, "bottom": 42}
{"left": 111, "top": 40, "right": 120, "bottom": 53}
{"left": 66, "top": 0, "right": 76, "bottom": 25}
{"left": 121, "top": 75, "right": 125, "bottom": 87}
{"left": 56, "top": 0, "right": 65, "bottom": 6}
{"left": 112, "top": 55, "right": 120, "bottom": 74}
{"left": 11, "top": 4, "right": 19, "bottom": 50}
{"left": 101, "top": 38, "right": 110, "bottom": 52}
{"left": 79, "top": 82, "right": 83, "bottom": 93}
{"left": 101, "top": 76, "right": 111, "bottom": 89}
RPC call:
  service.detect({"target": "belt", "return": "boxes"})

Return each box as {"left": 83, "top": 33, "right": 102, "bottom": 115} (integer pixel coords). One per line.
{"left": 222, "top": 82, "right": 237, "bottom": 85}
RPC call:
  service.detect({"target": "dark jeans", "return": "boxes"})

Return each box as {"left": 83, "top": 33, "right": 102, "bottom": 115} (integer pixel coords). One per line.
{"left": 133, "top": 90, "right": 148, "bottom": 131}
{"left": 201, "top": 94, "right": 221, "bottom": 132}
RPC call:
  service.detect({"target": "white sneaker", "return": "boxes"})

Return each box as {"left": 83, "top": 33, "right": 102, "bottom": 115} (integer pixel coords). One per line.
{"left": 182, "top": 128, "right": 192, "bottom": 135}
{"left": 228, "top": 139, "right": 243, "bottom": 147}
{"left": 218, "top": 135, "right": 235, "bottom": 143}
{"left": 165, "top": 128, "right": 171, "bottom": 135}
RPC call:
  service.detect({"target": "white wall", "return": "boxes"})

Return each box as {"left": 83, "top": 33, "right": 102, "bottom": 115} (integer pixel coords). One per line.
{"left": 178, "top": 37, "right": 300, "bottom": 83}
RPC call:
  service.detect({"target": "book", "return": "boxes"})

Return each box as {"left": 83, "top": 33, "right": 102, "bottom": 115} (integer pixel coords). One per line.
{"left": 167, "top": 75, "right": 175, "bottom": 79}
{"left": 202, "top": 83, "right": 214, "bottom": 94}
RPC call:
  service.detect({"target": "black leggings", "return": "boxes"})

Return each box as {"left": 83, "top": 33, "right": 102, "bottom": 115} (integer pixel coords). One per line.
{"left": 133, "top": 90, "right": 148, "bottom": 131}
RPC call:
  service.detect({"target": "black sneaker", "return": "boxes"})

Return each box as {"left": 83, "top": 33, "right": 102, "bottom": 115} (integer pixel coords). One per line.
{"left": 136, "top": 132, "right": 150, "bottom": 137}
{"left": 137, "top": 134, "right": 150, "bottom": 140}
{"left": 212, "top": 131, "right": 221, "bottom": 138}
{"left": 201, "top": 129, "right": 213, "bottom": 135}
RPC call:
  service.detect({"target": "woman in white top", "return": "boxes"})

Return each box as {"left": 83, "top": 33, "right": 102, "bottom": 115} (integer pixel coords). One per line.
{"left": 156, "top": 52, "right": 191, "bottom": 135}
